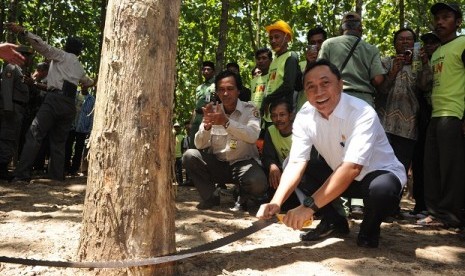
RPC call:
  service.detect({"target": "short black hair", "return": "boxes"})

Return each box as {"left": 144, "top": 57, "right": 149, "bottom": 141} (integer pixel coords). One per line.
{"left": 255, "top": 48, "right": 272, "bottom": 60}
{"left": 215, "top": 70, "right": 243, "bottom": 91}
{"left": 36, "top": 62, "right": 49, "bottom": 71}
{"left": 202, "top": 61, "right": 215, "bottom": 70}
{"left": 307, "top": 26, "right": 327, "bottom": 43}
{"left": 393, "top": 28, "right": 417, "bottom": 45}
{"left": 270, "top": 98, "right": 292, "bottom": 114}
{"left": 303, "top": 59, "right": 342, "bottom": 82}
{"left": 226, "top": 62, "right": 240, "bottom": 70}
{"left": 64, "top": 37, "right": 83, "bottom": 56}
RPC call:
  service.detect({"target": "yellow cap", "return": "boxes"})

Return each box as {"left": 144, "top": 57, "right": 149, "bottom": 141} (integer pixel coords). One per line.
{"left": 265, "top": 20, "right": 293, "bottom": 39}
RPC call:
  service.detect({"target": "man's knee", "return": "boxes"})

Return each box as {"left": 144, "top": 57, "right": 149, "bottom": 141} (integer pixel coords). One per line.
{"left": 182, "top": 149, "right": 202, "bottom": 168}
{"left": 242, "top": 169, "right": 268, "bottom": 196}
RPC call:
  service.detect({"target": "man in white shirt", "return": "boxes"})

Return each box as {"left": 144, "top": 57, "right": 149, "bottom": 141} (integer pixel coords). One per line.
{"left": 7, "top": 23, "right": 93, "bottom": 183}
{"left": 257, "top": 59, "right": 406, "bottom": 248}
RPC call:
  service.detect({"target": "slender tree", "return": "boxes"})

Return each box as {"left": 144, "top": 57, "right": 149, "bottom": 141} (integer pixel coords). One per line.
{"left": 78, "top": 0, "right": 181, "bottom": 275}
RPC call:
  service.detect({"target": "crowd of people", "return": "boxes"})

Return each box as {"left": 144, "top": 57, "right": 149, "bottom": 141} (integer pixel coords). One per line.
{"left": 176, "top": 2, "right": 465, "bottom": 248}
{"left": 0, "top": 23, "right": 95, "bottom": 183}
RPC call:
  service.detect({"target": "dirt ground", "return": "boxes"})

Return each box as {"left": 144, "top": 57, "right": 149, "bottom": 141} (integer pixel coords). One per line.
{"left": 1, "top": 177, "right": 465, "bottom": 276}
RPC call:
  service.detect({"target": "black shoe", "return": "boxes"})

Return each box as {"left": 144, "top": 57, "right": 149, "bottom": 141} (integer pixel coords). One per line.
{"left": 300, "top": 218, "right": 350, "bottom": 241}
{"left": 357, "top": 234, "right": 379, "bottom": 248}
{"left": 196, "top": 195, "right": 220, "bottom": 210}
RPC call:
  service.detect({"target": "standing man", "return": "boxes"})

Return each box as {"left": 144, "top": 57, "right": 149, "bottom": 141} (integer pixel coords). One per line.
{"left": 250, "top": 48, "right": 272, "bottom": 111}
{"left": 262, "top": 20, "right": 301, "bottom": 125}
{"left": 0, "top": 46, "right": 34, "bottom": 180}
{"left": 226, "top": 62, "right": 251, "bottom": 102}
{"left": 297, "top": 26, "right": 328, "bottom": 111}
{"left": 65, "top": 87, "right": 95, "bottom": 176}
{"left": 7, "top": 23, "right": 94, "bottom": 183}
{"left": 422, "top": 2, "right": 465, "bottom": 228}
{"left": 318, "top": 12, "right": 385, "bottom": 107}
{"left": 189, "top": 61, "right": 216, "bottom": 148}
{"left": 183, "top": 70, "right": 267, "bottom": 210}
{"left": 257, "top": 60, "right": 406, "bottom": 248}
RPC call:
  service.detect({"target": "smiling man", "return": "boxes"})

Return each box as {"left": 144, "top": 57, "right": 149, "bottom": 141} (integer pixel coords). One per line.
{"left": 256, "top": 59, "right": 406, "bottom": 248}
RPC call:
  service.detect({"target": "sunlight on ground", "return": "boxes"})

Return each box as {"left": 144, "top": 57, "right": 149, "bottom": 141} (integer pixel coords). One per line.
{"left": 292, "top": 237, "right": 345, "bottom": 249}
{"left": 416, "top": 245, "right": 465, "bottom": 264}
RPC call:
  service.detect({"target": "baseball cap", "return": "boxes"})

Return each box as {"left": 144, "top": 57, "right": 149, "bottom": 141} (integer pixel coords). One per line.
{"left": 265, "top": 20, "right": 293, "bottom": 39}
{"left": 342, "top": 12, "right": 362, "bottom": 23}
{"left": 430, "top": 2, "right": 463, "bottom": 18}
{"left": 420, "top": 32, "right": 440, "bottom": 43}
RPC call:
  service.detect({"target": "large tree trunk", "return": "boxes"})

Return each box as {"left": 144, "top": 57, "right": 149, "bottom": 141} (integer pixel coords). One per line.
{"left": 215, "top": 0, "right": 230, "bottom": 73}
{"left": 78, "top": 0, "right": 181, "bottom": 275}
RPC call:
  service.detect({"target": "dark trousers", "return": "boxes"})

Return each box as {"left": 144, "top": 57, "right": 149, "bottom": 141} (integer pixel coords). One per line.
{"left": 65, "top": 130, "right": 87, "bottom": 174}
{"left": 14, "top": 93, "right": 76, "bottom": 180}
{"left": 175, "top": 157, "right": 183, "bottom": 184}
{"left": 299, "top": 167, "right": 402, "bottom": 238}
{"left": 0, "top": 104, "right": 25, "bottom": 167}
{"left": 424, "top": 117, "right": 465, "bottom": 226}
{"left": 182, "top": 149, "right": 268, "bottom": 202}
{"left": 386, "top": 133, "right": 415, "bottom": 174}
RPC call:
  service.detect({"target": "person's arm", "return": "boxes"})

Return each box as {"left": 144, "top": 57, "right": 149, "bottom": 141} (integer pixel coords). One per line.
{"left": 0, "top": 42, "right": 25, "bottom": 65}
{"left": 370, "top": 49, "right": 386, "bottom": 88}
{"left": 261, "top": 130, "right": 282, "bottom": 189}
{"left": 256, "top": 160, "right": 308, "bottom": 219}
{"left": 6, "top": 23, "right": 65, "bottom": 61}
{"left": 283, "top": 162, "right": 362, "bottom": 230}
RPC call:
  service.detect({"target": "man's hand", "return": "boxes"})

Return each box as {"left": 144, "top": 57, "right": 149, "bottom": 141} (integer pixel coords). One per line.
{"left": 283, "top": 205, "right": 314, "bottom": 230}
{"left": 5, "top": 22, "right": 26, "bottom": 34}
{"left": 388, "top": 54, "right": 406, "bottom": 79}
{"left": 202, "top": 102, "right": 228, "bottom": 131}
{"left": 0, "top": 43, "right": 25, "bottom": 65}
{"left": 269, "top": 164, "right": 282, "bottom": 189}
{"left": 256, "top": 203, "right": 280, "bottom": 220}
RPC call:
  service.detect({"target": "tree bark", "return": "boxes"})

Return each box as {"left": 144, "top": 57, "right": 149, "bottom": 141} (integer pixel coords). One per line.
{"left": 215, "top": 0, "right": 230, "bottom": 74}
{"left": 78, "top": 0, "right": 180, "bottom": 275}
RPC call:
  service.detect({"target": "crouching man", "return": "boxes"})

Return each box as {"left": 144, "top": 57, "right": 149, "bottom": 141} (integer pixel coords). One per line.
{"left": 183, "top": 70, "right": 268, "bottom": 210}
{"left": 256, "top": 59, "right": 406, "bottom": 248}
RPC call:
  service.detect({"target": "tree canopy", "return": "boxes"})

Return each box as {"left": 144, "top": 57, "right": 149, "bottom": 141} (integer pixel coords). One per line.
{"left": 1, "top": 0, "right": 464, "bottom": 124}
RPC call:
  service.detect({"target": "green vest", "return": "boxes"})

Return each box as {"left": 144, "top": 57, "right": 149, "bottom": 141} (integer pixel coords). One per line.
{"left": 431, "top": 36, "right": 465, "bottom": 119}
{"left": 265, "top": 51, "right": 293, "bottom": 97}
{"left": 175, "top": 133, "right": 184, "bottom": 158}
{"left": 250, "top": 73, "right": 268, "bottom": 108}
{"left": 268, "top": 125, "right": 292, "bottom": 164}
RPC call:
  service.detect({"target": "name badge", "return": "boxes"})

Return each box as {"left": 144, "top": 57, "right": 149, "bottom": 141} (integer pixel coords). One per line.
{"left": 229, "top": 139, "right": 237, "bottom": 149}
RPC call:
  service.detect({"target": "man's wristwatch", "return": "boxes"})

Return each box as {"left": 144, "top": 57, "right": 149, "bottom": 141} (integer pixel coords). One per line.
{"left": 303, "top": 196, "right": 319, "bottom": 213}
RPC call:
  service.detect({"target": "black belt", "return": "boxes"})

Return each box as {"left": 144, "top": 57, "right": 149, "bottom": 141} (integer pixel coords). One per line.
{"left": 47, "top": 88, "right": 75, "bottom": 98}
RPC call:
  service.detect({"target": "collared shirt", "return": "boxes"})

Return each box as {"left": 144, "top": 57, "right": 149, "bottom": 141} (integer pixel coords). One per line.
{"left": 75, "top": 93, "right": 95, "bottom": 133}
{"left": 290, "top": 93, "right": 406, "bottom": 186}
{"left": 376, "top": 57, "right": 420, "bottom": 140}
{"left": 194, "top": 100, "right": 261, "bottom": 164}
{"left": 25, "top": 32, "right": 93, "bottom": 90}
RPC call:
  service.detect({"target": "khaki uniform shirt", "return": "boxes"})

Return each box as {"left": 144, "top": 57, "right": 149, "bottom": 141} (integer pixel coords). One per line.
{"left": 194, "top": 100, "right": 261, "bottom": 164}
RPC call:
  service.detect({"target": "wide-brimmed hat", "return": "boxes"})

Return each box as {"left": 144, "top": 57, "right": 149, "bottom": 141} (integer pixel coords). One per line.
{"left": 265, "top": 20, "right": 293, "bottom": 39}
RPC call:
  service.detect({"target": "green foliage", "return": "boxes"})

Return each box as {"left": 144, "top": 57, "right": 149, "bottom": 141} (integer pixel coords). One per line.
{"left": 1, "top": 0, "right": 104, "bottom": 76}
{"left": 2, "top": 0, "right": 465, "bottom": 125}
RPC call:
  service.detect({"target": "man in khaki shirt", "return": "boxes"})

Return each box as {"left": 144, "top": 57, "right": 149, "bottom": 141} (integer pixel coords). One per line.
{"left": 183, "top": 70, "right": 268, "bottom": 210}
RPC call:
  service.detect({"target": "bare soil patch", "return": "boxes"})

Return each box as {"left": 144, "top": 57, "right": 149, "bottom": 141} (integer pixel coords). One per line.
{"left": 1, "top": 178, "right": 464, "bottom": 275}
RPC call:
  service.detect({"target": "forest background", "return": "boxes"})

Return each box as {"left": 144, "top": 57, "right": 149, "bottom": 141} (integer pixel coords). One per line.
{"left": 1, "top": 0, "right": 465, "bottom": 125}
